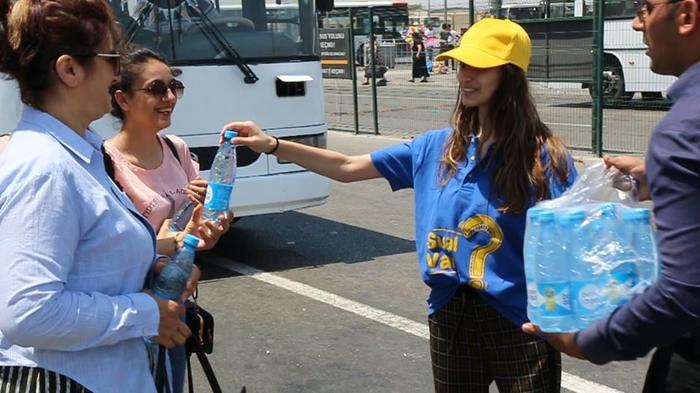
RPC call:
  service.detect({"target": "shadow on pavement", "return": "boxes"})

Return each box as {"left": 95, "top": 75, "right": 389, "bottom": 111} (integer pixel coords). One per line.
{"left": 551, "top": 98, "right": 671, "bottom": 111}
{"left": 199, "top": 211, "right": 415, "bottom": 281}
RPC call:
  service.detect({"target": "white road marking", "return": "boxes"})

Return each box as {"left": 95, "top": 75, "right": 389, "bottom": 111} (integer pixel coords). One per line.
{"left": 205, "top": 254, "right": 625, "bottom": 393}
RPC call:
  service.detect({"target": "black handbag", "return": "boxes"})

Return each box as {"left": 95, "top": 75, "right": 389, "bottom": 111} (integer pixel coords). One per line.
{"left": 185, "top": 301, "right": 214, "bottom": 356}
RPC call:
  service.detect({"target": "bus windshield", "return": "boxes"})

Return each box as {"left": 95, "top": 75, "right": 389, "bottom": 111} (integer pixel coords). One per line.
{"left": 115, "top": 0, "right": 318, "bottom": 63}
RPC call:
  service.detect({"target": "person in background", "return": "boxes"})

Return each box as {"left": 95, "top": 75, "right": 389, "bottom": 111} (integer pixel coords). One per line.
{"left": 362, "top": 37, "right": 388, "bottom": 86}
{"left": 439, "top": 23, "right": 455, "bottom": 71}
{"left": 0, "top": 1, "right": 190, "bottom": 392}
{"left": 223, "top": 18, "right": 577, "bottom": 393}
{"left": 424, "top": 24, "right": 439, "bottom": 70}
{"left": 410, "top": 32, "right": 430, "bottom": 83}
{"left": 106, "top": 47, "right": 233, "bottom": 393}
{"left": 523, "top": 0, "right": 700, "bottom": 391}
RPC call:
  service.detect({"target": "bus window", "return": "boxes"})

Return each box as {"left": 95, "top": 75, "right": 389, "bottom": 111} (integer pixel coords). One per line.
{"left": 124, "top": 0, "right": 319, "bottom": 62}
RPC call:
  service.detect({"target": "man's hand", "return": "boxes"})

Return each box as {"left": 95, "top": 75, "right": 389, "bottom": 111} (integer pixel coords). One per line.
{"left": 603, "top": 155, "right": 650, "bottom": 201}
{"left": 522, "top": 322, "right": 587, "bottom": 360}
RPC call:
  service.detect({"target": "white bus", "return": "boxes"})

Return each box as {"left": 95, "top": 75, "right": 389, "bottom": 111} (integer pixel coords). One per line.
{"left": 504, "top": 0, "right": 676, "bottom": 99}
{"left": 0, "top": 0, "right": 334, "bottom": 217}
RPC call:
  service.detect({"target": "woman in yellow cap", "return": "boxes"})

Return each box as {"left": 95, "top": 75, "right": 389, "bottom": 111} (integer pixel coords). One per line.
{"left": 222, "top": 18, "right": 575, "bottom": 392}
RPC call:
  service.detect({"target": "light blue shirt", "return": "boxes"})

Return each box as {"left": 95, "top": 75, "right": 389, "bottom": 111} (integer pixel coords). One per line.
{"left": 0, "top": 106, "right": 160, "bottom": 392}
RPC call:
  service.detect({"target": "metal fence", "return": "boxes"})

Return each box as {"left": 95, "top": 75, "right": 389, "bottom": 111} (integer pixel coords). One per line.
{"left": 323, "top": 0, "right": 673, "bottom": 156}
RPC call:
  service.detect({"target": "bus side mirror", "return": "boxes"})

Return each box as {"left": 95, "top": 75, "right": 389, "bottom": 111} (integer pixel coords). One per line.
{"left": 317, "top": 0, "right": 334, "bottom": 13}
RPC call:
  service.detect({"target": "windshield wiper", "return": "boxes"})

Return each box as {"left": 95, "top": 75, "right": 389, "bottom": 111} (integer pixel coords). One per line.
{"left": 123, "top": 0, "right": 259, "bottom": 84}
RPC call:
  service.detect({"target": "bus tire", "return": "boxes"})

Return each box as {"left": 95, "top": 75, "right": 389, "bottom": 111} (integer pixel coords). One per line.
{"left": 589, "top": 62, "right": 633, "bottom": 101}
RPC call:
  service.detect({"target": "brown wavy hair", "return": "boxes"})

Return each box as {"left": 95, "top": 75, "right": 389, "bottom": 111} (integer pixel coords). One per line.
{"left": 440, "top": 64, "right": 571, "bottom": 214}
{"left": 0, "top": 0, "right": 121, "bottom": 107}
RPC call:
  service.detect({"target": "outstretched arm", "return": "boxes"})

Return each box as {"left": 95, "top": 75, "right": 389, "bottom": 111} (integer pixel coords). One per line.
{"left": 221, "top": 121, "right": 382, "bottom": 183}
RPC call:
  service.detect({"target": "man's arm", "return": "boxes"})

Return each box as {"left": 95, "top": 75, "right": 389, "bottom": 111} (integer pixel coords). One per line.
{"left": 577, "top": 127, "right": 700, "bottom": 364}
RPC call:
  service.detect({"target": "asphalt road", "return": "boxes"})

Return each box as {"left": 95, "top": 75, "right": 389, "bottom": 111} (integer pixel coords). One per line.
{"left": 192, "top": 132, "right": 651, "bottom": 393}
{"left": 324, "top": 66, "right": 669, "bottom": 154}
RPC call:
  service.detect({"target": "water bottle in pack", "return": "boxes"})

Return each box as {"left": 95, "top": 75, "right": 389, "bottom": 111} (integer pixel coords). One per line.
{"left": 152, "top": 234, "right": 200, "bottom": 301}
{"left": 563, "top": 210, "right": 605, "bottom": 329}
{"left": 203, "top": 130, "right": 237, "bottom": 222}
{"left": 524, "top": 207, "right": 542, "bottom": 323}
{"left": 622, "top": 208, "right": 658, "bottom": 288}
{"left": 533, "top": 210, "right": 573, "bottom": 332}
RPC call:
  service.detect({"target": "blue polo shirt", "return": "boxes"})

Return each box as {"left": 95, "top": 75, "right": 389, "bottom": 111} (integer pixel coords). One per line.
{"left": 371, "top": 128, "right": 577, "bottom": 325}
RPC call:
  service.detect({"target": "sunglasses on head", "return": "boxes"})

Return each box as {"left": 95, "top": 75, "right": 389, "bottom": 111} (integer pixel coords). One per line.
{"left": 135, "top": 79, "right": 185, "bottom": 99}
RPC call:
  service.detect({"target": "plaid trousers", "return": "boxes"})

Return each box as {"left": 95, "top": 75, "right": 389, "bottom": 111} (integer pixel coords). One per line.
{"left": 0, "top": 367, "right": 91, "bottom": 393}
{"left": 428, "top": 288, "right": 561, "bottom": 393}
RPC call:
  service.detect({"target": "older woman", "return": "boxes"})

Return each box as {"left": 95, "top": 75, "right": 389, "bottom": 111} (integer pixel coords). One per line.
{"left": 0, "top": 1, "right": 190, "bottom": 392}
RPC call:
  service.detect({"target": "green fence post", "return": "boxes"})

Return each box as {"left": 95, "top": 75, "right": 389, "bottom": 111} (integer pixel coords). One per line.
{"left": 592, "top": 0, "right": 605, "bottom": 156}
{"left": 469, "top": 0, "right": 475, "bottom": 25}
{"left": 348, "top": 8, "right": 359, "bottom": 135}
{"left": 369, "top": 6, "right": 379, "bottom": 135}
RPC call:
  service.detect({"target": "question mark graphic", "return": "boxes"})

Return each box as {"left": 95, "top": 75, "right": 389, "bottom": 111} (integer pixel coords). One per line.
{"left": 460, "top": 214, "right": 503, "bottom": 290}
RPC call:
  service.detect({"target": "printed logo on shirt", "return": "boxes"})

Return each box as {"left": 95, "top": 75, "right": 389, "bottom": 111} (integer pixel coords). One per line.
{"left": 426, "top": 214, "right": 503, "bottom": 290}
{"left": 142, "top": 187, "right": 187, "bottom": 218}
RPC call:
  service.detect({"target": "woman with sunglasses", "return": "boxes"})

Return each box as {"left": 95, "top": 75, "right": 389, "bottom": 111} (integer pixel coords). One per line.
{"left": 0, "top": 1, "right": 191, "bottom": 392}
{"left": 105, "top": 48, "right": 233, "bottom": 393}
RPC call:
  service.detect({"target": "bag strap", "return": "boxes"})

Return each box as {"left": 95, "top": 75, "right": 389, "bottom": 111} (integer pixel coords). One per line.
{"left": 187, "top": 337, "right": 226, "bottom": 393}
{"left": 156, "top": 346, "right": 172, "bottom": 393}
{"left": 162, "top": 135, "right": 181, "bottom": 165}
{"left": 101, "top": 145, "right": 124, "bottom": 191}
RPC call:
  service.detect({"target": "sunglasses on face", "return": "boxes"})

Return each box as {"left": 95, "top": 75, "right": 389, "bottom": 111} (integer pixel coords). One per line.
{"left": 134, "top": 79, "right": 185, "bottom": 99}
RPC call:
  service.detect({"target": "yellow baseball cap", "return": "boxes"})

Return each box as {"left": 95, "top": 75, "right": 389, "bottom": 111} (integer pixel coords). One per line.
{"left": 436, "top": 18, "right": 531, "bottom": 72}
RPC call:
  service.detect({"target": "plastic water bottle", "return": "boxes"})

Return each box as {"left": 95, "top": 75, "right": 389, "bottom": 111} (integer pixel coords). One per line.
{"left": 562, "top": 210, "right": 603, "bottom": 329}
{"left": 203, "top": 130, "right": 237, "bottom": 222}
{"left": 524, "top": 207, "right": 542, "bottom": 323}
{"left": 623, "top": 208, "right": 658, "bottom": 287}
{"left": 169, "top": 200, "right": 195, "bottom": 232}
{"left": 152, "top": 234, "right": 200, "bottom": 301}
{"left": 534, "top": 210, "right": 573, "bottom": 332}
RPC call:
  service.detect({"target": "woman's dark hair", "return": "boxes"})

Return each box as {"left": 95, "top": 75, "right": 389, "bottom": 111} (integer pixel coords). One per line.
{"left": 109, "top": 47, "right": 181, "bottom": 120}
{"left": 441, "top": 64, "right": 571, "bottom": 214}
{"left": 0, "top": 0, "right": 120, "bottom": 107}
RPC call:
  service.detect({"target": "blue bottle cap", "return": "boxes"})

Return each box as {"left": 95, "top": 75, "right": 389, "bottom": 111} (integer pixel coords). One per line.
{"left": 538, "top": 210, "right": 555, "bottom": 222}
{"left": 600, "top": 203, "right": 617, "bottom": 218}
{"left": 622, "top": 208, "right": 651, "bottom": 221}
{"left": 223, "top": 130, "right": 238, "bottom": 140}
{"left": 558, "top": 210, "right": 585, "bottom": 226}
{"left": 183, "top": 234, "right": 200, "bottom": 249}
{"left": 527, "top": 207, "right": 543, "bottom": 219}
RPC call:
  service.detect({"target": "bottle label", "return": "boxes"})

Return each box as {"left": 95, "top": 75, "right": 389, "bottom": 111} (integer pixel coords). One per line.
{"left": 607, "top": 262, "right": 640, "bottom": 306}
{"left": 571, "top": 279, "right": 607, "bottom": 316}
{"left": 527, "top": 282, "right": 539, "bottom": 307}
{"left": 537, "top": 282, "right": 571, "bottom": 316}
{"left": 204, "top": 182, "right": 233, "bottom": 212}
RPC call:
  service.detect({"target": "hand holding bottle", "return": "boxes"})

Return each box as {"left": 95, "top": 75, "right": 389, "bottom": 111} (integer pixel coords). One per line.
{"left": 219, "top": 121, "right": 275, "bottom": 154}
{"left": 185, "top": 176, "right": 208, "bottom": 205}
{"left": 184, "top": 204, "right": 233, "bottom": 251}
{"left": 147, "top": 292, "right": 191, "bottom": 348}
